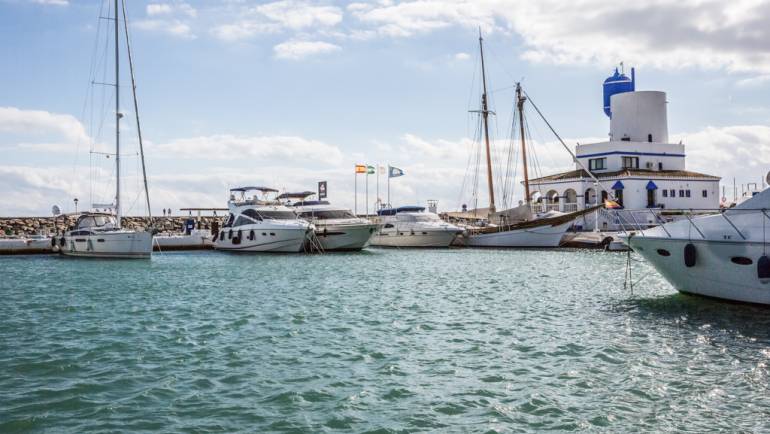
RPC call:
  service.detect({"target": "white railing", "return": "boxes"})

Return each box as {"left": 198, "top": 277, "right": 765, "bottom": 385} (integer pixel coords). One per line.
{"left": 562, "top": 203, "right": 578, "bottom": 213}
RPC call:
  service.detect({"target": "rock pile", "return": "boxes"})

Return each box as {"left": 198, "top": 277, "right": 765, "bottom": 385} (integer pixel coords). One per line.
{"left": 0, "top": 216, "right": 222, "bottom": 237}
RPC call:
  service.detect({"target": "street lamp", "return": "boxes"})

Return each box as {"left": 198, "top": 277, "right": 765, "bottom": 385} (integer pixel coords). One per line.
{"left": 73, "top": 198, "right": 79, "bottom": 213}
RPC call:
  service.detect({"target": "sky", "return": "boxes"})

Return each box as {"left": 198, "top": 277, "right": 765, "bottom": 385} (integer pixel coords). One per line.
{"left": 1, "top": 0, "right": 770, "bottom": 216}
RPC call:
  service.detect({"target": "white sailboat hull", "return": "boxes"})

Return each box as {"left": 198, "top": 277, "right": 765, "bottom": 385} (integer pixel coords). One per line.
{"left": 370, "top": 230, "right": 459, "bottom": 248}
{"left": 315, "top": 223, "right": 377, "bottom": 251}
{"left": 627, "top": 236, "right": 770, "bottom": 305}
{"left": 60, "top": 230, "right": 152, "bottom": 259}
{"left": 466, "top": 220, "right": 572, "bottom": 248}
{"left": 214, "top": 227, "right": 309, "bottom": 253}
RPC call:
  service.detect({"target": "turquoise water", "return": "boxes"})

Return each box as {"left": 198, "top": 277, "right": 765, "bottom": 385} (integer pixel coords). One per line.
{"left": 2, "top": 249, "right": 770, "bottom": 432}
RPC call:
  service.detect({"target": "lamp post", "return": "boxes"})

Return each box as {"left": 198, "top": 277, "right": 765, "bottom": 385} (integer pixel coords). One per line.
{"left": 73, "top": 198, "right": 79, "bottom": 214}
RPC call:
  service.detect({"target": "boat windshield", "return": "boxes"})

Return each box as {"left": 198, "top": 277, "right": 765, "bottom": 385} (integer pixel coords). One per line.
{"left": 77, "top": 214, "right": 117, "bottom": 229}
{"left": 257, "top": 211, "right": 297, "bottom": 220}
{"left": 299, "top": 210, "right": 355, "bottom": 220}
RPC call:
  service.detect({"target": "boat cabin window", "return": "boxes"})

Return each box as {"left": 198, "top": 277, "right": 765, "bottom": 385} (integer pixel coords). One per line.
{"left": 242, "top": 209, "right": 262, "bottom": 221}
{"left": 224, "top": 213, "right": 235, "bottom": 227}
{"left": 256, "top": 211, "right": 297, "bottom": 220}
{"left": 234, "top": 216, "right": 255, "bottom": 227}
{"left": 300, "top": 210, "right": 355, "bottom": 220}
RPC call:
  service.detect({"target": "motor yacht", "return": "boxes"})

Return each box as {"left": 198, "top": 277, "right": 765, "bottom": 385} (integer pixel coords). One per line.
{"left": 623, "top": 188, "right": 770, "bottom": 305}
{"left": 279, "top": 192, "right": 377, "bottom": 251}
{"left": 213, "top": 187, "right": 312, "bottom": 253}
{"left": 370, "top": 206, "right": 462, "bottom": 247}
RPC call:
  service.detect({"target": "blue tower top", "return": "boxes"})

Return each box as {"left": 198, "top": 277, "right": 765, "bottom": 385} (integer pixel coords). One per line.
{"left": 603, "top": 67, "right": 635, "bottom": 118}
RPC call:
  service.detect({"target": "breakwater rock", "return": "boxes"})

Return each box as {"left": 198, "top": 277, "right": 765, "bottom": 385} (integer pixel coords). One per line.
{"left": 0, "top": 216, "right": 222, "bottom": 237}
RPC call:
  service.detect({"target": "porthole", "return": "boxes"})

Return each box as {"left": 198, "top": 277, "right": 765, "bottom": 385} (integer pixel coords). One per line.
{"left": 270, "top": 232, "right": 276, "bottom": 236}
{"left": 262, "top": 232, "right": 267, "bottom": 236}
{"left": 422, "top": 232, "right": 428, "bottom": 235}
{"left": 656, "top": 249, "right": 671, "bottom": 257}
{"left": 731, "top": 256, "right": 753, "bottom": 265}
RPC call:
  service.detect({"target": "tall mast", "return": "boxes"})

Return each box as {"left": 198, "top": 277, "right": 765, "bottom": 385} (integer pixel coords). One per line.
{"left": 114, "top": 0, "right": 122, "bottom": 227}
{"left": 478, "top": 30, "right": 495, "bottom": 214}
{"left": 516, "top": 83, "right": 531, "bottom": 205}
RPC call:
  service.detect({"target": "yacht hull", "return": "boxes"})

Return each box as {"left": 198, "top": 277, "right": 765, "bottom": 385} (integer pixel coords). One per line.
{"left": 60, "top": 231, "right": 152, "bottom": 259}
{"left": 466, "top": 220, "right": 572, "bottom": 248}
{"left": 214, "top": 228, "right": 308, "bottom": 253}
{"left": 370, "top": 230, "right": 459, "bottom": 248}
{"left": 627, "top": 236, "right": 770, "bottom": 305}
{"left": 314, "top": 223, "right": 377, "bottom": 251}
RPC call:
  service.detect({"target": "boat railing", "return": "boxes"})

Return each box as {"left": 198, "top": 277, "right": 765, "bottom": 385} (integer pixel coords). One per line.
{"left": 609, "top": 207, "right": 770, "bottom": 240}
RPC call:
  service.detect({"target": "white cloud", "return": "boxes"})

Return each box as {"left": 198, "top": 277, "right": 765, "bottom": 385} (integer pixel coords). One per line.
{"left": 146, "top": 2, "right": 196, "bottom": 17}
{"left": 210, "top": 0, "right": 343, "bottom": 41}
{"left": 0, "top": 106, "right": 88, "bottom": 150}
{"left": 152, "top": 134, "right": 345, "bottom": 165}
{"left": 31, "top": 0, "right": 68, "bottom": 6}
{"left": 454, "top": 52, "right": 470, "bottom": 61}
{"left": 273, "top": 40, "right": 341, "bottom": 60}
{"left": 347, "top": 0, "right": 770, "bottom": 76}
{"left": 134, "top": 19, "right": 195, "bottom": 39}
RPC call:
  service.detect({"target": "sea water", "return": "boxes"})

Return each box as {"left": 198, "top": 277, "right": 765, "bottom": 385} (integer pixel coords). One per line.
{"left": 1, "top": 249, "right": 769, "bottom": 432}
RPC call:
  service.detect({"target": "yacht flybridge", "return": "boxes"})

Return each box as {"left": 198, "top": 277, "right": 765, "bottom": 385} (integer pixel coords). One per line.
{"left": 60, "top": 0, "right": 153, "bottom": 259}
{"left": 279, "top": 192, "right": 378, "bottom": 251}
{"left": 213, "top": 187, "right": 312, "bottom": 253}
{"left": 371, "top": 206, "right": 463, "bottom": 247}
{"left": 623, "top": 188, "right": 770, "bottom": 305}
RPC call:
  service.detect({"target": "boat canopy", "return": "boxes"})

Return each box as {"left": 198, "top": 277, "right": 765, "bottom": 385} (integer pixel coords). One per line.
{"left": 377, "top": 206, "right": 426, "bottom": 216}
{"left": 230, "top": 186, "right": 279, "bottom": 193}
{"left": 276, "top": 191, "right": 315, "bottom": 200}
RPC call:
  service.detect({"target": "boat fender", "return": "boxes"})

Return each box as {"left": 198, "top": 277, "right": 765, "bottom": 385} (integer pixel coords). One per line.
{"left": 237, "top": 229, "right": 242, "bottom": 241}
{"left": 249, "top": 230, "right": 255, "bottom": 241}
{"left": 758, "top": 255, "right": 770, "bottom": 284}
{"left": 212, "top": 232, "right": 218, "bottom": 242}
{"left": 228, "top": 229, "right": 233, "bottom": 240}
{"left": 684, "top": 243, "right": 696, "bottom": 268}
{"left": 51, "top": 237, "right": 56, "bottom": 247}
{"left": 60, "top": 236, "right": 66, "bottom": 246}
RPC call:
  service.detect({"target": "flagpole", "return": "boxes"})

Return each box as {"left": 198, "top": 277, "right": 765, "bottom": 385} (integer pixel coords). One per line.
{"left": 376, "top": 165, "right": 380, "bottom": 210}
{"left": 387, "top": 166, "right": 391, "bottom": 208}
{"left": 354, "top": 171, "right": 358, "bottom": 216}
{"left": 365, "top": 171, "right": 369, "bottom": 217}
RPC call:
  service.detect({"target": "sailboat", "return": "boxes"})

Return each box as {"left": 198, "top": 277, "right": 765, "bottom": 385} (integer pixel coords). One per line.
{"left": 59, "top": 0, "right": 153, "bottom": 258}
{"left": 462, "top": 32, "right": 599, "bottom": 248}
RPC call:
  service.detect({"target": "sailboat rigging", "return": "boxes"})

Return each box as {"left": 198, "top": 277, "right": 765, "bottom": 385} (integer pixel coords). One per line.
{"left": 58, "top": 0, "right": 154, "bottom": 258}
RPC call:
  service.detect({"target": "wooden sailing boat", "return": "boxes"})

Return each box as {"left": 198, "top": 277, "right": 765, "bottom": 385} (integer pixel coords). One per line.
{"left": 59, "top": 0, "right": 154, "bottom": 258}
{"left": 464, "top": 32, "right": 600, "bottom": 248}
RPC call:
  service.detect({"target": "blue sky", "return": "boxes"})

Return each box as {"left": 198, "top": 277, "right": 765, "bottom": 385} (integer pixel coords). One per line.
{"left": 1, "top": 0, "right": 770, "bottom": 216}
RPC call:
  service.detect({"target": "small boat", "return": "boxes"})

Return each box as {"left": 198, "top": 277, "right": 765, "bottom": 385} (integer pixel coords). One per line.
{"left": 370, "top": 206, "right": 463, "bottom": 247}
{"left": 623, "top": 187, "right": 770, "bottom": 305}
{"left": 213, "top": 187, "right": 312, "bottom": 253}
{"left": 61, "top": 0, "right": 153, "bottom": 259}
{"left": 279, "top": 192, "right": 377, "bottom": 251}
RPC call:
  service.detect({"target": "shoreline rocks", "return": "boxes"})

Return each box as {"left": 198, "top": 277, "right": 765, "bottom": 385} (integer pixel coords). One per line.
{"left": 0, "top": 216, "right": 222, "bottom": 237}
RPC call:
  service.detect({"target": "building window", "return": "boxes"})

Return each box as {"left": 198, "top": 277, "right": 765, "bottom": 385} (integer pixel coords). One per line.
{"left": 614, "top": 189, "right": 624, "bottom": 207}
{"left": 702, "top": 190, "right": 708, "bottom": 198}
{"left": 670, "top": 189, "right": 676, "bottom": 197}
{"left": 647, "top": 189, "right": 656, "bottom": 208}
{"left": 622, "top": 156, "right": 639, "bottom": 169}
{"left": 658, "top": 162, "right": 663, "bottom": 171}
{"left": 679, "top": 189, "right": 685, "bottom": 197}
{"left": 685, "top": 190, "right": 691, "bottom": 198}
{"left": 589, "top": 158, "right": 606, "bottom": 171}
{"left": 663, "top": 190, "right": 668, "bottom": 198}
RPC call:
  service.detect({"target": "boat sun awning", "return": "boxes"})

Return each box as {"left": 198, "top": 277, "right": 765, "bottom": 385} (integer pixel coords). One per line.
{"left": 611, "top": 181, "right": 624, "bottom": 190}
{"left": 276, "top": 191, "right": 315, "bottom": 200}
{"left": 230, "top": 186, "right": 279, "bottom": 193}
{"left": 646, "top": 180, "right": 658, "bottom": 190}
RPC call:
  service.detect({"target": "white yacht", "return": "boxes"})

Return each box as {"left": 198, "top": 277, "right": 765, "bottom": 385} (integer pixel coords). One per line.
{"left": 280, "top": 192, "right": 377, "bottom": 251}
{"left": 623, "top": 188, "right": 770, "bottom": 305}
{"left": 60, "top": 0, "right": 153, "bottom": 259}
{"left": 213, "top": 187, "right": 312, "bottom": 253}
{"left": 370, "top": 206, "right": 462, "bottom": 247}
{"left": 60, "top": 213, "right": 152, "bottom": 258}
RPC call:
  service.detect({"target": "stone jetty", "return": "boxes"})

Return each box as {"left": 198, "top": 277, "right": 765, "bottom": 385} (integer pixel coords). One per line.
{"left": 0, "top": 216, "right": 222, "bottom": 237}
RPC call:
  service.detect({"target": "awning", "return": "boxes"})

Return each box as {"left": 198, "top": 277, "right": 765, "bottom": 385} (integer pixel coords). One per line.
{"left": 646, "top": 180, "right": 658, "bottom": 190}
{"left": 611, "top": 180, "right": 624, "bottom": 190}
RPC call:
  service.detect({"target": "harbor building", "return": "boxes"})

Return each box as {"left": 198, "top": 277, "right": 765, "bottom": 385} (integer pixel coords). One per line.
{"left": 528, "top": 68, "right": 720, "bottom": 230}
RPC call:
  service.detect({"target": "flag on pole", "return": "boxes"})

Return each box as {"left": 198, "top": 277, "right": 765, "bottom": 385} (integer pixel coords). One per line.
{"left": 378, "top": 165, "right": 386, "bottom": 175}
{"left": 355, "top": 164, "right": 367, "bottom": 174}
{"left": 388, "top": 166, "right": 404, "bottom": 178}
{"left": 367, "top": 165, "right": 375, "bottom": 174}
{"left": 604, "top": 199, "right": 622, "bottom": 209}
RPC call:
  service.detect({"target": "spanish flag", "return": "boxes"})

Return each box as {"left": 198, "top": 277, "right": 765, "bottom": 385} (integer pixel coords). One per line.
{"left": 604, "top": 199, "right": 622, "bottom": 209}
{"left": 355, "top": 164, "right": 367, "bottom": 174}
